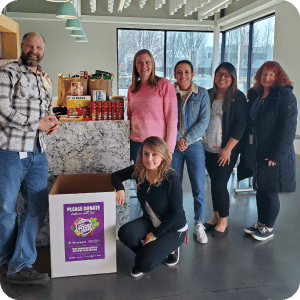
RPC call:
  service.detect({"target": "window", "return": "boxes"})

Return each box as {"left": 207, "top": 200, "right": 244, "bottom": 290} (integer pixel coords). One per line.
{"left": 222, "top": 15, "right": 275, "bottom": 94}
{"left": 117, "top": 29, "right": 214, "bottom": 95}
{"left": 117, "top": 30, "right": 164, "bottom": 96}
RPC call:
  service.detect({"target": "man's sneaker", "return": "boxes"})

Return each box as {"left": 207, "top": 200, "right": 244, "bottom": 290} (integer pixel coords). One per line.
{"left": 244, "top": 223, "right": 260, "bottom": 234}
{"left": 193, "top": 223, "right": 208, "bottom": 244}
{"left": 5, "top": 267, "right": 50, "bottom": 284}
{"left": 131, "top": 266, "right": 143, "bottom": 278}
{"left": 165, "top": 248, "right": 180, "bottom": 266}
{"left": 252, "top": 226, "right": 274, "bottom": 241}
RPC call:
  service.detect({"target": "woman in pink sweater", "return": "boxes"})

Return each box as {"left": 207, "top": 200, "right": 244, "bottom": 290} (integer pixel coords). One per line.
{"left": 127, "top": 49, "right": 178, "bottom": 162}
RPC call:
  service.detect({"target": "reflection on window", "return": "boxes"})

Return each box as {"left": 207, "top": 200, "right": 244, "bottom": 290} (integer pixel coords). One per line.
{"left": 250, "top": 16, "right": 275, "bottom": 86}
{"left": 224, "top": 25, "right": 250, "bottom": 95}
{"left": 166, "top": 31, "right": 214, "bottom": 89}
{"left": 118, "top": 30, "right": 164, "bottom": 96}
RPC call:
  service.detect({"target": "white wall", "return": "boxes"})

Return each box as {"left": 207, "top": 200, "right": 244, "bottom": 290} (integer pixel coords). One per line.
{"left": 273, "top": 1, "right": 300, "bottom": 138}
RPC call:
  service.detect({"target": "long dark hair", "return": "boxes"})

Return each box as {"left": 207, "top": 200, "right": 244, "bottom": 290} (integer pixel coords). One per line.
{"left": 209, "top": 62, "right": 239, "bottom": 111}
{"left": 174, "top": 60, "right": 194, "bottom": 73}
{"left": 130, "top": 49, "right": 161, "bottom": 93}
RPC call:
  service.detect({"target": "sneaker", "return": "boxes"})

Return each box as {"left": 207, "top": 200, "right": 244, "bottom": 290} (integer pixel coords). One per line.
{"left": 252, "top": 226, "right": 274, "bottom": 241}
{"left": 193, "top": 223, "right": 208, "bottom": 244}
{"left": 131, "top": 266, "right": 143, "bottom": 278}
{"left": 5, "top": 267, "right": 50, "bottom": 285}
{"left": 244, "top": 223, "right": 260, "bottom": 234}
{"left": 165, "top": 248, "right": 180, "bottom": 266}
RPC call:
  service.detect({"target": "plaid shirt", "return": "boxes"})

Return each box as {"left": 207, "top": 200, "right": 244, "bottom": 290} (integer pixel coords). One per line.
{"left": 0, "top": 58, "right": 52, "bottom": 152}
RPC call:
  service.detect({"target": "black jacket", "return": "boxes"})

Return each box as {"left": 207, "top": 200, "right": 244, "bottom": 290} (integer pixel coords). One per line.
{"left": 111, "top": 165, "right": 187, "bottom": 238}
{"left": 208, "top": 89, "right": 248, "bottom": 148}
{"left": 238, "top": 85, "right": 297, "bottom": 192}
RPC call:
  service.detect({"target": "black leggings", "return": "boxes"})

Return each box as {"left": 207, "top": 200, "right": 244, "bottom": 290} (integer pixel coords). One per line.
{"left": 205, "top": 147, "right": 240, "bottom": 218}
{"left": 256, "top": 191, "right": 280, "bottom": 228}
{"left": 118, "top": 217, "right": 186, "bottom": 273}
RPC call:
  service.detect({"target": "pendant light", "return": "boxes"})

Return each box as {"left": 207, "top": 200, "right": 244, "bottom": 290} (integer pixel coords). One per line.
{"left": 71, "top": 29, "right": 85, "bottom": 37}
{"left": 65, "top": 18, "right": 82, "bottom": 30}
{"left": 76, "top": 36, "right": 88, "bottom": 42}
{"left": 56, "top": 2, "right": 77, "bottom": 19}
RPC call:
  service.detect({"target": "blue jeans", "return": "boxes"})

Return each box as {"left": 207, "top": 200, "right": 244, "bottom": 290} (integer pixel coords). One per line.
{"left": 172, "top": 142, "right": 206, "bottom": 222}
{"left": 130, "top": 139, "right": 142, "bottom": 163}
{"left": 0, "top": 143, "right": 49, "bottom": 274}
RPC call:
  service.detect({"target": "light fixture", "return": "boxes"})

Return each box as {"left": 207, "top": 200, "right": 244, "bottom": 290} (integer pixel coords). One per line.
{"left": 46, "top": 0, "right": 70, "bottom": 2}
{"left": 118, "top": 0, "right": 125, "bottom": 12}
{"left": 76, "top": 36, "right": 88, "bottom": 42}
{"left": 65, "top": 18, "right": 82, "bottom": 30}
{"left": 56, "top": 2, "right": 77, "bottom": 19}
{"left": 71, "top": 29, "right": 85, "bottom": 37}
{"left": 198, "top": 0, "right": 231, "bottom": 20}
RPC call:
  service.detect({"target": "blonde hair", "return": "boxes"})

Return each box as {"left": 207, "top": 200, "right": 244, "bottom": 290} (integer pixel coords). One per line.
{"left": 130, "top": 49, "right": 161, "bottom": 93}
{"left": 133, "top": 136, "right": 172, "bottom": 187}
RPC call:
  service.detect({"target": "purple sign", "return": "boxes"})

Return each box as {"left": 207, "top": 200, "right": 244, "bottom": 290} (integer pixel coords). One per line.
{"left": 63, "top": 202, "right": 105, "bottom": 262}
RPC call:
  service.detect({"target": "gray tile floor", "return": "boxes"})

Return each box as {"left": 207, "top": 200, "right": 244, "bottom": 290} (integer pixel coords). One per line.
{"left": 1, "top": 157, "right": 300, "bottom": 300}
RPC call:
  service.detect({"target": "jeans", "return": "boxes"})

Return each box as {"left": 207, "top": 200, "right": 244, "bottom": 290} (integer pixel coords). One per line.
{"left": 118, "top": 217, "right": 185, "bottom": 273}
{"left": 172, "top": 142, "right": 206, "bottom": 222}
{"left": 130, "top": 139, "right": 142, "bottom": 163}
{"left": 0, "top": 142, "right": 49, "bottom": 274}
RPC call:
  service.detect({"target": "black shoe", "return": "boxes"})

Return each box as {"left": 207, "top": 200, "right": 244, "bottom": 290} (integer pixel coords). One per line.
{"left": 212, "top": 226, "right": 228, "bottom": 238}
{"left": 131, "top": 266, "right": 143, "bottom": 278}
{"left": 203, "top": 222, "right": 217, "bottom": 230}
{"left": 165, "top": 248, "right": 180, "bottom": 266}
{"left": 5, "top": 267, "right": 50, "bottom": 285}
{"left": 0, "top": 264, "right": 9, "bottom": 275}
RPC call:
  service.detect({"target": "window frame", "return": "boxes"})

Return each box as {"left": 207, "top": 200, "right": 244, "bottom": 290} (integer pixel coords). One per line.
{"left": 220, "top": 13, "right": 275, "bottom": 92}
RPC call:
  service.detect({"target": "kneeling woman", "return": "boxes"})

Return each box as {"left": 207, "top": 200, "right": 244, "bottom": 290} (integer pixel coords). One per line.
{"left": 111, "top": 136, "right": 188, "bottom": 277}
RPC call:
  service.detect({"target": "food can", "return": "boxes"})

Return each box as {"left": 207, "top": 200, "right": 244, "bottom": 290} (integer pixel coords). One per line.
{"left": 98, "top": 101, "right": 102, "bottom": 120}
{"left": 80, "top": 71, "right": 88, "bottom": 79}
{"left": 71, "top": 82, "right": 83, "bottom": 96}
{"left": 90, "top": 101, "right": 97, "bottom": 121}
{"left": 119, "top": 100, "right": 124, "bottom": 120}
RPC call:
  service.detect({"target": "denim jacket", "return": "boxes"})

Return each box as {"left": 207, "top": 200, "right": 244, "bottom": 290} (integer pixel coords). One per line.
{"left": 174, "top": 82, "right": 210, "bottom": 145}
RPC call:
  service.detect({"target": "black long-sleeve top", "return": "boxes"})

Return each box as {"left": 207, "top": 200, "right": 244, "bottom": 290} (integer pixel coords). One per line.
{"left": 111, "top": 165, "right": 187, "bottom": 238}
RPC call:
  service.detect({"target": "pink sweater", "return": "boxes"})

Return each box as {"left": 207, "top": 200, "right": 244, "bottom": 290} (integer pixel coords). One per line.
{"left": 127, "top": 78, "right": 178, "bottom": 153}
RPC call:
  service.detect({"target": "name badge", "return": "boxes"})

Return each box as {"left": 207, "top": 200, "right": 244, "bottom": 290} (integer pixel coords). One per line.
{"left": 249, "top": 134, "right": 253, "bottom": 145}
{"left": 19, "top": 152, "right": 28, "bottom": 159}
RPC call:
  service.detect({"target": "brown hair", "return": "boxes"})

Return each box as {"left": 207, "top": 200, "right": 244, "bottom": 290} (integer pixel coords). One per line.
{"left": 253, "top": 61, "right": 293, "bottom": 93}
{"left": 209, "top": 62, "right": 239, "bottom": 112}
{"left": 133, "top": 136, "right": 172, "bottom": 187}
{"left": 130, "top": 49, "right": 161, "bottom": 93}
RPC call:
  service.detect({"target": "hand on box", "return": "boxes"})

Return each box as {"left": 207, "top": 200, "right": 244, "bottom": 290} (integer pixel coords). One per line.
{"left": 116, "top": 190, "right": 125, "bottom": 207}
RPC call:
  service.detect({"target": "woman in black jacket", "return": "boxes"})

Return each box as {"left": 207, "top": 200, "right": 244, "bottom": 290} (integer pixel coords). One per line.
{"left": 240, "top": 61, "right": 297, "bottom": 241}
{"left": 203, "top": 62, "right": 247, "bottom": 237}
{"left": 111, "top": 136, "right": 187, "bottom": 277}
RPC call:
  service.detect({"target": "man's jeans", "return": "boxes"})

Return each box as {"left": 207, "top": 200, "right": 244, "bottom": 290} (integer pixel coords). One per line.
{"left": 0, "top": 144, "right": 48, "bottom": 274}
{"left": 172, "top": 142, "right": 206, "bottom": 222}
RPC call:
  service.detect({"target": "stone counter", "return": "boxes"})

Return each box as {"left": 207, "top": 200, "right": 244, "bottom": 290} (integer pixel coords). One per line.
{"left": 33, "top": 120, "right": 131, "bottom": 245}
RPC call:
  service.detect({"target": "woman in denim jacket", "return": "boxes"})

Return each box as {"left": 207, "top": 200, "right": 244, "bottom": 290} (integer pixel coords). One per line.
{"left": 172, "top": 60, "right": 210, "bottom": 244}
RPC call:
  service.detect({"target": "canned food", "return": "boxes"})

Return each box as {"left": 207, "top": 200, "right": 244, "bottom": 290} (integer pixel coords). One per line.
{"left": 71, "top": 82, "right": 83, "bottom": 96}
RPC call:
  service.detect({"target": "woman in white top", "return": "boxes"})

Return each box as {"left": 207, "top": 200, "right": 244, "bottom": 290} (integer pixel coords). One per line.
{"left": 203, "top": 62, "right": 247, "bottom": 237}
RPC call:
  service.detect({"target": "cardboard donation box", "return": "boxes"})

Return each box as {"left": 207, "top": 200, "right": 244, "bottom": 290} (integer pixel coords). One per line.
{"left": 49, "top": 173, "right": 116, "bottom": 278}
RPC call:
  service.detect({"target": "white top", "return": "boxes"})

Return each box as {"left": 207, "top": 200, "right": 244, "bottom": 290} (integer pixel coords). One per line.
{"left": 203, "top": 99, "right": 223, "bottom": 153}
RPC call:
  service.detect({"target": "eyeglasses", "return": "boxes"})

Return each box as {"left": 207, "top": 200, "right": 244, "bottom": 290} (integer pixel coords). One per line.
{"left": 216, "top": 71, "right": 231, "bottom": 79}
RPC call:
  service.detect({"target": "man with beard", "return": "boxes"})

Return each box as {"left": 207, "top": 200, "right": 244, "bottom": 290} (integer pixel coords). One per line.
{"left": 0, "top": 32, "right": 60, "bottom": 284}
